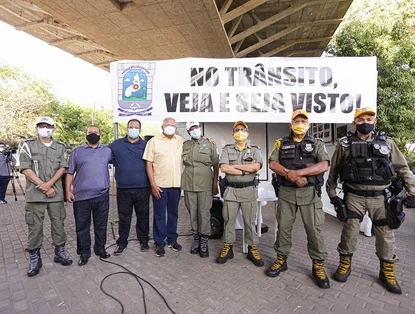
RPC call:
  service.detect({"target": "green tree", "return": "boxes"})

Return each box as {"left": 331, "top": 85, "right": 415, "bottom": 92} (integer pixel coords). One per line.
{"left": 327, "top": 0, "right": 415, "bottom": 168}
{"left": 0, "top": 65, "right": 57, "bottom": 146}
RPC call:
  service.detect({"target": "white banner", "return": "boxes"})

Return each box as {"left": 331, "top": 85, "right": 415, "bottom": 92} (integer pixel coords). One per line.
{"left": 110, "top": 57, "right": 377, "bottom": 123}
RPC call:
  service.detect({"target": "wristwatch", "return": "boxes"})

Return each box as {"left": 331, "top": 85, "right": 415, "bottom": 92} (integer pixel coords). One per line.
{"left": 241, "top": 170, "right": 246, "bottom": 176}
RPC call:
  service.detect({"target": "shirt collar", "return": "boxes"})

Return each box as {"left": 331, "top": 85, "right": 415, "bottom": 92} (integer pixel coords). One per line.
{"left": 83, "top": 142, "right": 102, "bottom": 148}
{"left": 124, "top": 135, "right": 141, "bottom": 143}
{"left": 161, "top": 133, "right": 176, "bottom": 140}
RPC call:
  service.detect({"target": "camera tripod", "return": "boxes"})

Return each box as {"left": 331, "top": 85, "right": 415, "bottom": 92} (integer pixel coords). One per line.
{"left": 4, "top": 158, "right": 25, "bottom": 201}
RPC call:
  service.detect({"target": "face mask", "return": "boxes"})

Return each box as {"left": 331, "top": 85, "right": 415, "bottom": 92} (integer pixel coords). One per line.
{"left": 128, "top": 128, "right": 140, "bottom": 139}
{"left": 86, "top": 133, "right": 100, "bottom": 144}
{"left": 38, "top": 127, "right": 53, "bottom": 138}
{"left": 291, "top": 124, "right": 309, "bottom": 135}
{"left": 356, "top": 123, "right": 375, "bottom": 135}
{"left": 190, "top": 129, "right": 201, "bottom": 139}
{"left": 233, "top": 131, "right": 248, "bottom": 141}
{"left": 164, "top": 126, "right": 176, "bottom": 136}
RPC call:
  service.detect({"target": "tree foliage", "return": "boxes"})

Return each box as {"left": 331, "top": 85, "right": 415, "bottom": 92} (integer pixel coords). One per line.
{"left": 0, "top": 64, "right": 164, "bottom": 148}
{"left": 327, "top": 0, "right": 415, "bottom": 169}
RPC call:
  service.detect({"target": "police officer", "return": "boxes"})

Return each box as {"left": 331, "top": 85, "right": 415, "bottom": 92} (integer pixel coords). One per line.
{"left": 19, "top": 117, "right": 72, "bottom": 277}
{"left": 266, "top": 109, "right": 330, "bottom": 289}
{"left": 326, "top": 107, "right": 415, "bottom": 294}
{"left": 216, "top": 121, "right": 264, "bottom": 267}
{"left": 181, "top": 121, "right": 219, "bottom": 257}
{"left": 0, "top": 142, "right": 16, "bottom": 204}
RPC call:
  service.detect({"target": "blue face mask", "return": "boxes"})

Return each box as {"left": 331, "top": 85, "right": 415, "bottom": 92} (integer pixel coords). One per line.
{"left": 190, "top": 128, "right": 201, "bottom": 139}
{"left": 128, "top": 128, "right": 140, "bottom": 139}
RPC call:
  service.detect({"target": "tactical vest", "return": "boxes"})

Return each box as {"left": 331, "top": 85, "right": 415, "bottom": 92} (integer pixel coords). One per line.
{"left": 277, "top": 135, "right": 323, "bottom": 187}
{"left": 340, "top": 132, "right": 394, "bottom": 185}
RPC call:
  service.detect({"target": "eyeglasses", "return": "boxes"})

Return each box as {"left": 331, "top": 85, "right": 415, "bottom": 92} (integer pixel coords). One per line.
{"left": 233, "top": 128, "right": 248, "bottom": 133}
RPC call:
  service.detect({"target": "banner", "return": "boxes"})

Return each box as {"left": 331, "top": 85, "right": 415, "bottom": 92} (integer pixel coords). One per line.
{"left": 110, "top": 57, "right": 377, "bottom": 123}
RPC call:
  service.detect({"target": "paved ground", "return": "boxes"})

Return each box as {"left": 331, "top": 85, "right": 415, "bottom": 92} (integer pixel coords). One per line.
{"left": 0, "top": 193, "right": 415, "bottom": 314}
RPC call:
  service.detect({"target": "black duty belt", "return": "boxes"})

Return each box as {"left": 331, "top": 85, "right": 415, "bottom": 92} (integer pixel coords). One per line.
{"left": 227, "top": 181, "right": 255, "bottom": 188}
{"left": 345, "top": 186, "right": 384, "bottom": 197}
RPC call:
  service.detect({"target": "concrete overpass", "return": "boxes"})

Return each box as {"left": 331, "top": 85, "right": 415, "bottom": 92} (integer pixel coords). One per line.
{"left": 0, "top": 0, "right": 353, "bottom": 71}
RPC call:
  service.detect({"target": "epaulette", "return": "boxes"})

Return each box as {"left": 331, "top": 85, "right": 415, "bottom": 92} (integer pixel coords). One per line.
{"left": 223, "top": 144, "right": 234, "bottom": 148}
{"left": 56, "top": 140, "right": 67, "bottom": 147}
{"left": 250, "top": 144, "right": 260, "bottom": 150}
{"left": 314, "top": 138, "right": 324, "bottom": 142}
{"left": 22, "top": 138, "right": 35, "bottom": 142}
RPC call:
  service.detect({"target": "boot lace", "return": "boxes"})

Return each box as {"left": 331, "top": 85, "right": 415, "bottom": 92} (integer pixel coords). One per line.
{"left": 313, "top": 260, "right": 327, "bottom": 279}
{"left": 57, "top": 246, "right": 69, "bottom": 260}
{"left": 270, "top": 255, "right": 285, "bottom": 270}
{"left": 249, "top": 245, "right": 261, "bottom": 261}
{"left": 382, "top": 262, "right": 397, "bottom": 285}
{"left": 30, "top": 253, "right": 39, "bottom": 269}
{"left": 337, "top": 255, "right": 351, "bottom": 275}
{"left": 220, "top": 243, "right": 231, "bottom": 258}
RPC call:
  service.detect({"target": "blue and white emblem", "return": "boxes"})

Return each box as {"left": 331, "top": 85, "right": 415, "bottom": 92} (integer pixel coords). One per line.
{"left": 117, "top": 63, "right": 156, "bottom": 117}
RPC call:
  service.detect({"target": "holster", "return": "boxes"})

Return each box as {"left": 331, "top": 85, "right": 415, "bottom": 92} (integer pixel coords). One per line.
{"left": 218, "top": 176, "right": 228, "bottom": 198}
{"left": 373, "top": 195, "right": 405, "bottom": 229}
{"left": 271, "top": 173, "right": 279, "bottom": 197}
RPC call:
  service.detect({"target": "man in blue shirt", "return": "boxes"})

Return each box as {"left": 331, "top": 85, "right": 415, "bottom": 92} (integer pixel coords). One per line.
{"left": 66, "top": 125, "right": 112, "bottom": 266}
{"left": 109, "top": 119, "right": 151, "bottom": 254}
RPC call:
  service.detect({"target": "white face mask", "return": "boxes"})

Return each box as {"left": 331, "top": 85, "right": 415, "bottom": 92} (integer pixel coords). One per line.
{"left": 38, "top": 127, "right": 53, "bottom": 138}
{"left": 190, "top": 128, "right": 201, "bottom": 139}
{"left": 164, "top": 125, "right": 176, "bottom": 136}
{"left": 128, "top": 128, "right": 140, "bottom": 139}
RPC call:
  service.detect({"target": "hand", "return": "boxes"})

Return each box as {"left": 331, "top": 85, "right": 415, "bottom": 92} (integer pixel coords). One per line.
{"left": 295, "top": 177, "right": 308, "bottom": 187}
{"left": 404, "top": 193, "right": 415, "bottom": 208}
{"left": 45, "top": 188, "right": 56, "bottom": 198}
{"left": 213, "top": 185, "right": 219, "bottom": 196}
{"left": 151, "top": 184, "right": 163, "bottom": 199}
{"left": 67, "top": 191, "right": 75, "bottom": 203}
{"left": 286, "top": 170, "right": 301, "bottom": 183}
{"left": 36, "top": 181, "right": 52, "bottom": 193}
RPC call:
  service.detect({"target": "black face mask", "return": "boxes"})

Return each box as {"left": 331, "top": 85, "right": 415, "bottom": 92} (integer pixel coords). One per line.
{"left": 356, "top": 123, "right": 375, "bottom": 135}
{"left": 86, "top": 133, "right": 100, "bottom": 144}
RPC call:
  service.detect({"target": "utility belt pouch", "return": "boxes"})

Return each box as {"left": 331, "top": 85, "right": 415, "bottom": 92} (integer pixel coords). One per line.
{"left": 271, "top": 173, "right": 279, "bottom": 197}
{"left": 373, "top": 195, "right": 405, "bottom": 229}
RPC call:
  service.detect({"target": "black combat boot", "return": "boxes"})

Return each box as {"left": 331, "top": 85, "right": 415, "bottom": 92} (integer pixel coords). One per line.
{"left": 199, "top": 235, "right": 209, "bottom": 258}
{"left": 54, "top": 244, "right": 73, "bottom": 266}
{"left": 216, "top": 243, "right": 233, "bottom": 264}
{"left": 190, "top": 233, "right": 200, "bottom": 254}
{"left": 265, "top": 255, "right": 288, "bottom": 277}
{"left": 379, "top": 261, "right": 402, "bottom": 294}
{"left": 247, "top": 245, "right": 264, "bottom": 267}
{"left": 27, "top": 249, "right": 42, "bottom": 277}
{"left": 312, "top": 259, "right": 330, "bottom": 289}
{"left": 334, "top": 254, "right": 352, "bottom": 282}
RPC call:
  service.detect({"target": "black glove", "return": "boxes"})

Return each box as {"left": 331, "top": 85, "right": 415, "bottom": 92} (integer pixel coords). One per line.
{"left": 330, "top": 196, "right": 348, "bottom": 222}
{"left": 404, "top": 193, "right": 415, "bottom": 208}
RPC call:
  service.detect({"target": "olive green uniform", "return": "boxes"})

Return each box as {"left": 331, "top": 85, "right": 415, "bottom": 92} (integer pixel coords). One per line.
{"left": 181, "top": 137, "right": 219, "bottom": 236}
{"left": 270, "top": 137, "right": 329, "bottom": 260}
{"left": 219, "top": 143, "right": 262, "bottom": 245}
{"left": 326, "top": 133, "right": 415, "bottom": 263}
{"left": 19, "top": 138, "right": 69, "bottom": 250}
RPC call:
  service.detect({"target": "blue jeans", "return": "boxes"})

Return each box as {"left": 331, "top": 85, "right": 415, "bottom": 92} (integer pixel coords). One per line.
{"left": 73, "top": 191, "right": 109, "bottom": 257}
{"left": 0, "top": 176, "right": 10, "bottom": 200}
{"left": 153, "top": 188, "right": 181, "bottom": 246}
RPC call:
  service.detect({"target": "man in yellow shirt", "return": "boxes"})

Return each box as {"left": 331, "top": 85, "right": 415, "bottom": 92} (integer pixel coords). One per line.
{"left": 143, "top": 117, "right": 184, "bottom": 257}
